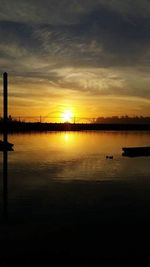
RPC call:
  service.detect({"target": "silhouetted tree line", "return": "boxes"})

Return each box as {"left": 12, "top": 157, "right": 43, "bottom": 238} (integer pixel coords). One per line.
{"left": 0, "top": 115, "right": 150, "bottom": 132}
{"left": 93, "top": 116, "right": 150, "bottom": 124}
{"left": 1, "top": 115, "right": 150, "bottom": 124}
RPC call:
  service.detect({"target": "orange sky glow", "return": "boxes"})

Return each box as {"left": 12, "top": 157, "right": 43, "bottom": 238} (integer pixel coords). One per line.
{"left": 0, "top": 1, "right": 150, "bottom": 122}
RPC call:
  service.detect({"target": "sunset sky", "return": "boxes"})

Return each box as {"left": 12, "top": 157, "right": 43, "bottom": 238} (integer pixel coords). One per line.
{"left": 0, "top": 0, "right": 150, "bottom": 121}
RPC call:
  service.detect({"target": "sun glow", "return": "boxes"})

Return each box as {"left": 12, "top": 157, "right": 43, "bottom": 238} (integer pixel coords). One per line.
{"left": 62, "top": 110, "right": 74, "bottom": 122}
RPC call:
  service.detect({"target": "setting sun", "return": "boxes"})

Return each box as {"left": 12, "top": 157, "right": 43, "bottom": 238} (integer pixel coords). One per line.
{"left": 62, "top": 110, "right": 73, "bottom": 122}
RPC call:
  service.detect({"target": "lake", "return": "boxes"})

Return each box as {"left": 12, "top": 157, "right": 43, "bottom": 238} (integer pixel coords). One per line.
{"left": 0, "top": 131, "right": 150, "bottom": 216}
{"left": 0, "top": 131, "right": 150, "bottom": 265}
{"left": 0, "top": 131, "right": 150, "bottom": 185}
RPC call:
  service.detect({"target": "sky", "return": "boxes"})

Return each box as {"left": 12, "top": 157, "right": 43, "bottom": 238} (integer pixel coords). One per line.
{"left": 0, "top": 0, "right": 150, "bottom": 121}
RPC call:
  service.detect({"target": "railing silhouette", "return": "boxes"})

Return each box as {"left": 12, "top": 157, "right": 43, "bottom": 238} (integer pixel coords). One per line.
{"left": 9, "top": 116, "right": 95, "bottom": 123}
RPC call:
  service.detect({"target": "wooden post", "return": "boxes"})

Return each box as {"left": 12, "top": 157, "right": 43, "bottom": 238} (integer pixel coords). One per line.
{"left": 2, "top": 72, "right": 8, "bottom": 218}
{"left": 3, "top": 150, "right": 8, "bottom": 218}
{"left": 3, "top": 72, "right": 8, "bottom": 144}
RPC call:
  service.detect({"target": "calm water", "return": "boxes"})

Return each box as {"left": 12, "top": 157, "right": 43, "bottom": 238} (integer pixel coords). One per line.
{"left": 1, "top": 131, "right": 150, "bottom": 264}
{"left": 0, "top": 131, "right": 150, "bottom": 182}
{"left": 0, "top": 131, "right": 150, "bottom": 216}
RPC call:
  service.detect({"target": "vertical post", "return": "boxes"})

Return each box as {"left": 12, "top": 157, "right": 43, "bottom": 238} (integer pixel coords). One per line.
{"left": 3, "top": 150, "right": 8, "bottom": 218}
{"left": 2, "top": 72, "right": 8, "bottom": 218}
{"left": 3, "top": 72, "right": 8, "bottom": 144}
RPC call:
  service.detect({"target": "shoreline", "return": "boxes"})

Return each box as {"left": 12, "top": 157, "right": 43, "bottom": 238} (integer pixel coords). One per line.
{"left": 1, "top": 122, "right": 150, "bottom": 133}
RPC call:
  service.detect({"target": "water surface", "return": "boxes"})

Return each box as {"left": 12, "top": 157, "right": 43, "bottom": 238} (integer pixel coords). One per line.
{"left": 0, "top": 131, "right": 150, "bottom": 216}
{"left": 0, "top": 131, "right": 150, "bottom": 267}
{"left": 1, "top": 131, "right": 150, "bottom": 183}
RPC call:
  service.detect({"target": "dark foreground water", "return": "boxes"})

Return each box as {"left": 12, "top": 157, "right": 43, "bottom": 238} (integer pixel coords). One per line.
{"left": 0, "top": 131, "right": 150, "bottom": 266}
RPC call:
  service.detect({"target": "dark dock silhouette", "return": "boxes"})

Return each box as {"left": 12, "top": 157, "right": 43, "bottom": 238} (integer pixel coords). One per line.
{"left": 122, "top": 146, "right": 150, "bottom": 157}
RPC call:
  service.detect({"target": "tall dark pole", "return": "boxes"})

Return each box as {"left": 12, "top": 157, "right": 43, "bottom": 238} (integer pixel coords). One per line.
{"left": 3, "top": 149, "right": 8, "bottom": 218}
{"left": 3, "top": 72, "right": 8, "bottom": 218}
{"left": 3, "top": 72, "right": 8, "bottom": 144}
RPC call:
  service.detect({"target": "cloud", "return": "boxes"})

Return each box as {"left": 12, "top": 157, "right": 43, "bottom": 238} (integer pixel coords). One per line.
{"left": 0, "top": 0, "right": 150, "bottom": 116}
{"left": 0, "top": 0, "right": 93, "bottom": 25}
{"left": 1, "top": 2, "right": 150, "bottom": 67}
{"left": 1, "top": 1, "right": 150, "bottom": 25}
